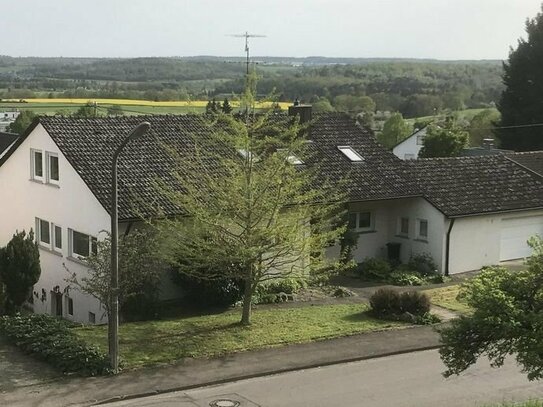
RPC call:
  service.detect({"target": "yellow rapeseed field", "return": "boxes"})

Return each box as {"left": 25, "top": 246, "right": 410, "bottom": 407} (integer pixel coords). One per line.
{"left": 2, "top": 98, "right": 291, "bottom": 109}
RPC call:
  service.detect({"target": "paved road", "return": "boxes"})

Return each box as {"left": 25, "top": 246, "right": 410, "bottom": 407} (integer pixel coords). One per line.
{"left": 105, "top": 349, "right": 543, "bottom": 407}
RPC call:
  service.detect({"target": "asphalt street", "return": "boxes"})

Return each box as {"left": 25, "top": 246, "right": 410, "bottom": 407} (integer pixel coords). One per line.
{"left": 103, "top": 349, "right": 543, "bottom": 407}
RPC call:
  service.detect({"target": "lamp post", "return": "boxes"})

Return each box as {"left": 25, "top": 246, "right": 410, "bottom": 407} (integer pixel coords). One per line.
{"left": 109, "top": 121, "right": 151, "bottom": 372}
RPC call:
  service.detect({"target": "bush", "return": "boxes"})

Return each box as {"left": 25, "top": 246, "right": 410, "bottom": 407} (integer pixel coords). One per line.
{"left": 388, "top": 270, "right": 425, "bottom": 286}
{"left": 399, "top": 291, "right": 431, "bottom": 315}
{"left": 0, "top": 313, "right": 111, "bottom": 375}
{"left": 263, "top": 278, "right": 307, "bottom": 295}
{"left": 369, "top": 288, "right": 401, "bottom": 315}
{"left": 357, "top": 257, "right": 392, "bottom": 280}
{"left": 408, "top": 253, "right": 438, "bottom": 276}
{"left": 369, "top": 288, "right": 431, "bottom": 317}
{"left": 174, "top": 274, "right": 245, "bottom": 308}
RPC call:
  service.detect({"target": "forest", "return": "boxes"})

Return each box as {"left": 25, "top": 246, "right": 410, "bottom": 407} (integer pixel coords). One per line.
{"left": 0, "top": 56, "right": 503, "bottom": 119}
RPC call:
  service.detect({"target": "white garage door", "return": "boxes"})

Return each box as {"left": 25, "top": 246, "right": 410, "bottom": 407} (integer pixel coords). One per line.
{"left": 500, "top": 216, "right": 543, "bottom": 261}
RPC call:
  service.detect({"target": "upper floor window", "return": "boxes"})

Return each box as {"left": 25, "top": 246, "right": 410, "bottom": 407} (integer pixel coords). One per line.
{"left": 416, "top": 135, "right": 425, "bottom": 145}
{"left": 348, "top": 211, "right": 373, "bottom": 232}
{"left": 399, "top": 217, "right": 409, "bottom": 236}
{"left": 36, "top": 218, "right": 62, "bottom": 253}
{"left": 31, "top": 149, "right": 43, "bottom": 181}
{"left": 69, "top": 229, "right": 97, "bottom": 259}
{"left": 338, "top": 146, "right": 364, "bottom": 162}
{"left": 417, "top": 219, "right": 429, "bottom": 240}
{"left": 46, "top": 153, "right": 59, "bottom": 184}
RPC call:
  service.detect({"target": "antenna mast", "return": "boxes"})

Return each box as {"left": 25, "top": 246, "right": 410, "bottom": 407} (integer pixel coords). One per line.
{"left": 229, "top": 31, "right": 266, "bottom": 75}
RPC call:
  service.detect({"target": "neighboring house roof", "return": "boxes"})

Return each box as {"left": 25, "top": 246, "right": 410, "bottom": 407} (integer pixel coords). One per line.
{"left": 459, "top": 147, "right": 513, "bottom": 157}
{"left": 7, "top": 114, "right": 419, "bottom": 221}
{"left": 406, "top": 155, "right": 543, "bottom": 217}
{"left": 506, "top": 151, "right": 543, "bottom": 176}
{"left": 0, "top": 132, "right": 19, "bottom": 157}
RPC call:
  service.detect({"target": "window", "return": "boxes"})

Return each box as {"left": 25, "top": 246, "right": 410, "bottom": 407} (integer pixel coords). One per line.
{"left": 46, "top": 153, "right": 59, "bottom": 184}
{"left": 404, "top": 154, "right": 415, "bottom": 160}
{"left": 348, "top": 211, "right": 373, "bottom": 232}
{"left": 31, "top": 149, "right": 43, "bottom": 180}
{"left": 36, "top": 218, "right": 51, "bottom": 245}
{"left": 277, "top": 149, "right": 303, "bottom": 165}
{"left": 66, "top": 297, "right": 73, "bottom": 316}
{"left": 417, "top": 219, "right": 429, "bottom": 240}
{"left": 54, "top": 225, "right": 62, "bottom": 250}
{"left": 399, "top": 217, "right": 409, "bottom": 236}
{"left": 88, "top": 312, "right": 96, "bottom": 324}
{"left": 338, "top": 146, "right": 364, "bottom": 162}
{"left": 416, "top": 135, "right": 425, "bottom": 145}
{"left": 69, "top": 229, "right": 97, "bottom": 258}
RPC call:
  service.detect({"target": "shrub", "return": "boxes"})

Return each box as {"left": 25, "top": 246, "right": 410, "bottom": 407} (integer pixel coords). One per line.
{"left": 369, "top": 288, "right": 401, "bottom": 315}
{"left": 357, "top": 257, "right": 392, "bottom": 280}
{"left": 174, "top": 273, "right": 245, "bottom": 307}
{"left": 399, "top": 291, "right": 431, "bottom": 315}
{"left": 331, "top": 286, "right": 356, "bottom": 298}
{"left": 0, "top": 313, "right": 111, "bottom": 375}
{"left": 388, "top": 270, "right": 425, "bottom": 286}
{"left": 263, "top": 278, "right": 307, "bottom": 295}
{"left": 369, "top": 288, "right": 431, "bottom": 318}
{"left": 408, "top": 253, "right": 438, "bottom": 276}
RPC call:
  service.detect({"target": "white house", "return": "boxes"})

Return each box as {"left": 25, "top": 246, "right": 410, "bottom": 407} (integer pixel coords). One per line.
{"left": 0, "top": 110, "right": 20, "bottom": 132}
{"left": 1, "top": 111, "right": 543, "bottom": 323}
{"left": 392, "top": 126, "right": 427, "bottom": 160}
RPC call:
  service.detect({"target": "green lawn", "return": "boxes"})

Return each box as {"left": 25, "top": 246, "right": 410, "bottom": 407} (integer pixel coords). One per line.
{"left": 75, "top": 303, "right": 405, "bottom": 368}
{"left": 423, "top": 285, "right": 472, "bottom": 315}
{"left": 483, "top": 402, "right": 543, "bottom": 407}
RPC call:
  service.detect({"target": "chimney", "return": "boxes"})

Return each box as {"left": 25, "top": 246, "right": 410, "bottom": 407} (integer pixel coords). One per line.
{"left": 482, "top": 138, "right": 495, "bottom": 150}
{"left": 288, "top": 99, "right": 312, "bottom": 124}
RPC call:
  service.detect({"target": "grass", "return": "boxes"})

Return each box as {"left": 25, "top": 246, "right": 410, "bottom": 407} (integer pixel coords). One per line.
{"left": 75, "top": 303, "right": 405, "bottom": 368}
{"left": 483, "top": 402, "right": 543, "bottom": 407}
{"left": 423, "top": 285, "right": 472, "bottom": 315}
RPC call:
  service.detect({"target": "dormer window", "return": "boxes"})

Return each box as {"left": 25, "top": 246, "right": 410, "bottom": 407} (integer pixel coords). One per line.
{"left": 338, "top": 146, "right": 364, "bottom": 162}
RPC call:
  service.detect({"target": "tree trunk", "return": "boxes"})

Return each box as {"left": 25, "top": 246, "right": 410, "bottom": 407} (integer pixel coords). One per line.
{"left": 241, "top": 269, "right": 253, "bottom": 325}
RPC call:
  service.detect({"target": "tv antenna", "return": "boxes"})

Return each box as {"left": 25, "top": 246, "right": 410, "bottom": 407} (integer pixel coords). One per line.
{"left": 228, "top": 31, "right": 266, "bottom": 75}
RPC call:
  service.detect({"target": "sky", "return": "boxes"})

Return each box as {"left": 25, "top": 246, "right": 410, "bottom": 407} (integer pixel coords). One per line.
{"left": 1, "top": 0, "right": 542, "bottom": 60}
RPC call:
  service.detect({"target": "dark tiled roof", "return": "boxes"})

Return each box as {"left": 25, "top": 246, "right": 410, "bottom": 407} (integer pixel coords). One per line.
{"left": 506, "top": 151, "right": 543, "bottom": 176}
{"left": 38, "top": 114, "right": 419, "bottom": 220}
{"left": 406, "top": 155, "right": 543, "bottom": 217}
{"left": 0, "top": 132, "right": 18, "bottom": 156}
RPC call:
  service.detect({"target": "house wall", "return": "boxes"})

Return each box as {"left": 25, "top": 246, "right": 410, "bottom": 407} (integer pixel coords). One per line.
{"left": 326, "top": 197, "right": 447, "bottom": 273}
{"left": 392, "top": 128, "right": 426, "bottom": 160}
{"left": 448, "top": 209, "right": 543, "bottom": 274}
{"left": 0, "top": 124, "right": 111, "bottom": 324}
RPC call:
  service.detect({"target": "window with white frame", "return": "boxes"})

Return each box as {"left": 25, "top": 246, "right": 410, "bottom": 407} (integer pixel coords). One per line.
{"left": 31, "top": 149, "right": 44, "bottom": 181}
{"left": 36, "top": 218, "right": 50, "bottom": 246}
{"left": 398, "top": 217, "right": 409, "bottom": 236}
{"left": 348, "top": 211, "right": 373, "bottom": 232}
{"left": 69, "top": 229, "right": 97, "bottom": 259}
{"left": 46, "top": 152, "right": 59, "bottom": 184}
{"left": 54, "top": 225, "right": 62, "bottom": 250}
{"left": 417, "top": 219, "right": 429, "bottom": 240}
{"left": 416, "top": 135, "right": 425, "bottom": 145}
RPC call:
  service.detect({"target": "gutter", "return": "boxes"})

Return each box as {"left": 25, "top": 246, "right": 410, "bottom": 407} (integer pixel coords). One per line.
{"left": 444, "top": 218, "right": 455, "bottom": 276}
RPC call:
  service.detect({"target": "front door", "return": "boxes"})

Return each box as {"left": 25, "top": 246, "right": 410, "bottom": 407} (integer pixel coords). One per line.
{"left": 51, "top": 292, "right": 63, "bottom": 317}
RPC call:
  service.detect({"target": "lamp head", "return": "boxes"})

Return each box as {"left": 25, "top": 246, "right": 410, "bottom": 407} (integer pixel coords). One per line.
{"left": 128, "top": 121, "right": 151, "bottom": 141}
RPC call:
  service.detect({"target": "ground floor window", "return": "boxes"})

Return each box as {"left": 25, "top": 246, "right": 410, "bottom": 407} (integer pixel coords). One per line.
{"left": 88, "top": 312, "right": 96, "bottom": 324}
{"left": 417, "top": 219, "right": 429, "bottom": 240}
{"left": 69, "top": 229, "right": 97, "bottom": 259}
{"left": 66, "top": 297, "right": 74, "bottom": 316}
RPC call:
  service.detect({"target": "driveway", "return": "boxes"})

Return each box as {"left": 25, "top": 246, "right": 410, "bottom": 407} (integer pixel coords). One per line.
{"left": 0, "top": 336, "right": 60, "bottom": 392}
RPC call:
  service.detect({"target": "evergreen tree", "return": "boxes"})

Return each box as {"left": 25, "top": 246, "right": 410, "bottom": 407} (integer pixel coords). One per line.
{"left": 0, "top": 230, "right": 41, "bottom": 314}
{"left": 497, "top": 6, "right": 543, "bottom": 150}
{"left": 221, "top": 97, "right": 233, "bottom": 114}
{"left": 7, "top": 111, "right": 36, "bottom": 135}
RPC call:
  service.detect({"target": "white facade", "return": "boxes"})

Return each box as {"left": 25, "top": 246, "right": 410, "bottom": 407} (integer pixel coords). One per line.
{"left": 0, "top": 110, "right": 20, "bottom": 132}
{"left": 392, "top": 127, "right": 427, "bottom": 160}
{"left": 0, "top": 124, "right": 110, "bottom": 324}
{"left": 327, "top": 197, "right": 447, "bottom": 272}
{"left": 448, "top": 209, "right": 543, "bottom": 274}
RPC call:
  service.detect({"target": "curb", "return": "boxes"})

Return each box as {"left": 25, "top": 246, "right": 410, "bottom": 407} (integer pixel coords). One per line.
{"left": 91, "top": 343, "right": 442, "bottom": 406}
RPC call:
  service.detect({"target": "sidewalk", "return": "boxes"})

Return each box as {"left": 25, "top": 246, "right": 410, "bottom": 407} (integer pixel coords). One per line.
{"left": 0, "top": 323, "right": 444, "bottom": 407}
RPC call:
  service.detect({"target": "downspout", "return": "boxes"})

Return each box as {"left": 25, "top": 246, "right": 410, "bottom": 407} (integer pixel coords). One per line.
{"left": 444, "top": 218, "right": 456, "bottom": 276}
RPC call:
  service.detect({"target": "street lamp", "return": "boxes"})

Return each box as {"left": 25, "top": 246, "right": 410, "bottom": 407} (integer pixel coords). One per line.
{"left": 109, "top": 121, "right": 151, "bottom": 372}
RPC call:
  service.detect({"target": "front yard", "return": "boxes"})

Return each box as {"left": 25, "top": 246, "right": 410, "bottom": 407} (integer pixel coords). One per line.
{"left": 424, "top": 285, "right": 472, "bottom": 314}
{"left": 75, "top": 303, "right": 406, "bottom": 368}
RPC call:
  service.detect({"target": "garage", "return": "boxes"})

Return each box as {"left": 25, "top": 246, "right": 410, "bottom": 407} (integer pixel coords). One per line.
{"left": 500, "top": 216, "right": 543, "bottom": 261}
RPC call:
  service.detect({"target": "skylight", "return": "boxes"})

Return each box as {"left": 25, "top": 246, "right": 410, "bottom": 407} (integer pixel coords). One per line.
{"left": 278, "top": 148, "right": 304, "bottom": 165}
{"left": 337, "top": 146, "right": 364, "bottom": 162}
